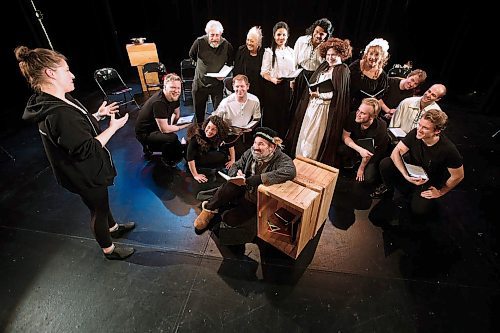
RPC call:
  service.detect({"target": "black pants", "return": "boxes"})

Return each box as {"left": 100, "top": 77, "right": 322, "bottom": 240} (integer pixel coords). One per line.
{"left": 205, "top": 182, "right": 256, "bottom": 227}
{"left": 192, "top": 83, "right": 223, "bottom": 124}
{"left": 78, "top": 186, "right": 116, "bottom": 248}
{"left": 138, "top": 131, "right": 183, "bottom": 163}
{"left": 379, "top": 157, "right": 437, "bottom": 217}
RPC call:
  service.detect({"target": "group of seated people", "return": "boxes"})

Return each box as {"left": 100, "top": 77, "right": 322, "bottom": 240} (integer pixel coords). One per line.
{"left": 132, "top": 18, "right": 464, "bottom": 246}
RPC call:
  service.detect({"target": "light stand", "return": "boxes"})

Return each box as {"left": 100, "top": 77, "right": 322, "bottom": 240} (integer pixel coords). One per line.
{"left": 29, "top": 0, "right": 53, "bottom": 50}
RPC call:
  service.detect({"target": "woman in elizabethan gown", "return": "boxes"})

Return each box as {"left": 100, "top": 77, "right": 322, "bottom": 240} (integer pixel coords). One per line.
{"left": 286, "top": 37, "right": 352, "bottom": 166}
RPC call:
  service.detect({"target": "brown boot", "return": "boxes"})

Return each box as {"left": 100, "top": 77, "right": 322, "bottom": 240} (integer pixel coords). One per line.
{"left": 194, "top": 201, "right": 217, "bottom": 230}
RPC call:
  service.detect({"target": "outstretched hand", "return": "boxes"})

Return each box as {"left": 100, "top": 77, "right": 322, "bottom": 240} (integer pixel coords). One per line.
{"left": 97, "top": 101, "right": 119, "bottom": 117}
{"left": 109, "top": 111, "right": 128, "bottom": 130}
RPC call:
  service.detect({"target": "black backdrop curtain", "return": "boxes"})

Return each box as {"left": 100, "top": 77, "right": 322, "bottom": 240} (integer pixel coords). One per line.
{"left": 5, "top": 0, "right": 493, "bottom": 132}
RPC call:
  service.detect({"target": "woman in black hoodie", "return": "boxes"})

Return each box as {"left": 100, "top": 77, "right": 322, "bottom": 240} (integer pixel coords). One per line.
{"left": 15, "top": 46, "right": 135, "bottom": 260}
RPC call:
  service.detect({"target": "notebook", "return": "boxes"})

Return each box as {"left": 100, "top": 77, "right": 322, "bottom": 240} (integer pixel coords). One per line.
{"left": 304, "top": 74, "right": 334, "bottom": 93}
{"left": 356, "top": 138, "right": 375, "bottom": 154}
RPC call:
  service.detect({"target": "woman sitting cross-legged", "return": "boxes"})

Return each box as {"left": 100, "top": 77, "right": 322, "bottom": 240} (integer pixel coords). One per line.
{"left": 186, "top": 115, "right": 236, "bottom": 183}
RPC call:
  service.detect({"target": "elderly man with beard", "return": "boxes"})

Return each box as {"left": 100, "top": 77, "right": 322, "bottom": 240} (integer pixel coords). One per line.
{"left": 193, "top": 127, "right": 296, "bottom": 244}
{"left": 135, "top": 73, "right": 191, "bottom": 166}
{"left": 189, "top": 20, "right": 234, "bottom": 124}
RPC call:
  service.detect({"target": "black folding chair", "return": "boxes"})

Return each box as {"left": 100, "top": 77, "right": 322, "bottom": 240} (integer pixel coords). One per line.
{"left": 180, "top": 58, "right": 195, "bottom": 102}
{"left": 142, "top": 62, "right": 167, "bottom": 96}
{"left": 94, "top": 67, "right": 139, "bottom": 109}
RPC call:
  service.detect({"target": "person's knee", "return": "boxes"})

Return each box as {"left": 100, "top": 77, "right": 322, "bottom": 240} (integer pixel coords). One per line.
{"left": 411, "top": 198, "right": 436, "bottom": 217}
{"left": 379, "top": 157, "right": 396, "bottom": 181}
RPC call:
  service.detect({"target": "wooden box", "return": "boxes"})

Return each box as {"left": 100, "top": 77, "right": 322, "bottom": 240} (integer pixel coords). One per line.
{"left": 292, "top": 156, "right": 339, "bottom": 236}
{"left": 125, "top": 43, "right": 160, "bottom": 92}
{"left": 257, "top": 180, "right": 320, "bottom": 259}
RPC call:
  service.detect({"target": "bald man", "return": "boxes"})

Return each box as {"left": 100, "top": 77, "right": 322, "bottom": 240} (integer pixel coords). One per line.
{"left": 390, "top": 83, "right": 446, "bottom": 133}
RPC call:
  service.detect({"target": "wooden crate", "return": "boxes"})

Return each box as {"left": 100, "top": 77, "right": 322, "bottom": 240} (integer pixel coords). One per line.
{"left": 292, "top": 156, "right": 339, "bottom": 236}
{"left": 257, "top": 180, "right": 320, "bottom": 259}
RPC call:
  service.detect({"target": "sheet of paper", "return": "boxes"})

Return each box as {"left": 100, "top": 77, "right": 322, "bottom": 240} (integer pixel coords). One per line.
{"left": 176, "top": 114, "right": 194, "bottom": 125}
{"left": 279, "top": 68, "right": 303, "bottom": 80}
{"left": 231, "top": 119, "right": 259, "bottom": 129}
{"left": 403, "top": 160, "right": 428, "bottom": 180}
{"left": 206, "top": 65, "right": 233, "bottom": 78}
{"left": 217, "top": 171, "right": 244, "bottom": 181}
{"left": 388, "top": 127, "right": 407, "bottom": 138}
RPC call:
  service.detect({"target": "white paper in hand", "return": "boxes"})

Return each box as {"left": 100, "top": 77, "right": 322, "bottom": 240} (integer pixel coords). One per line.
{"left": 403, "top": 160, "right": 428, "bottom": 180}
{"left": 218, "top": 171, "right": 245, "bottom": 181}
{"left": 176, "top": 114, "right": 194, "bottom": 125}
{"left": 206, "top": 65, "right": 233, "bottom": 78}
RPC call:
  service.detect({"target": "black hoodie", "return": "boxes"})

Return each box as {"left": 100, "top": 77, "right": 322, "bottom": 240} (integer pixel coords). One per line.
{"left": 23, "top": 91, "right": 116, "bottom": 193}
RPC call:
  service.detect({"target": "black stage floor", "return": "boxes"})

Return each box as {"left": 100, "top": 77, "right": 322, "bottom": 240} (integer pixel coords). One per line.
{"left": 1, "top": 85, "right": 499, "bottom": 332}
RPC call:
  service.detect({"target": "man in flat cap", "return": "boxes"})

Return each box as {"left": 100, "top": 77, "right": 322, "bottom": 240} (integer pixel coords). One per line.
{"left": 194, "top": 127, "right": 296, "bottom": 245}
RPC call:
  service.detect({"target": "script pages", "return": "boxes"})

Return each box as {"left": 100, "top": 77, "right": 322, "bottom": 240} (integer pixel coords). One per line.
{"left": 176, "top": 114, "right": 194, "bottom": 125}
{"left": 278, "top": 68, "right": 303, "bottom": 80}
{"left": 206, "top": 65, "right": 233, "bottom": 78}
{"left": 218, "top": 171, "right": 245, "bottom": 181}
{"left": 402, "top": 158, "right": 429, "bottom": 180}
{"left": 388, "top": 127, "right": 407, "bottom": 140}
{"left": 231, "top": 119, "right": 259, "bottom": 130}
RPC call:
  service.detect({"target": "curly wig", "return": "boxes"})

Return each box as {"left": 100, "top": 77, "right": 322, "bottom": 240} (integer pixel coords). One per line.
{"left": 319, "top": 37, "right": 352, "bottom": 61}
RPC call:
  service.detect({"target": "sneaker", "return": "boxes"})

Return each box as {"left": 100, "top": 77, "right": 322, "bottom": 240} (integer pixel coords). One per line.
{"left": 110, "top": 222, "right": 136, "bottom": 238}
{"left": 104, "top": 245, "right": 135, "bottom": 260}
{"left": 370, "top": 184, "right": 390, "bottom": 199}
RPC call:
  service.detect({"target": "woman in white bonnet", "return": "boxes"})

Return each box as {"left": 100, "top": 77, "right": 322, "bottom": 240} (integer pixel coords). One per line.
{"left": 348, "top": 38, "right": 390, "bottom": 112}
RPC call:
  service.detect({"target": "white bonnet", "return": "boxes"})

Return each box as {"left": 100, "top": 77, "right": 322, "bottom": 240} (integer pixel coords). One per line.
{"left": 364, "top": 38, "right": 389, "bottom": 56}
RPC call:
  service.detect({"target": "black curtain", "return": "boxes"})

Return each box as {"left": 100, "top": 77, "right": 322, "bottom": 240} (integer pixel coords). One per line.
{"left": 5, "top": 0, "right": 493, "bottom": 133}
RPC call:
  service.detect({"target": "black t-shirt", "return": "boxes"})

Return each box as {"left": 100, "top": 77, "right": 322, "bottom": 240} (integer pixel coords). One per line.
{"left": 186, "top": 131, "right": 237, "bottom": 162}
{"left": 402, "top": 129, "right": 463, "bottom": 187}
{"left": 135, "top": 91, "right": 180, "bottom": 137}
{"left": 382, "top": 77, "right": 413, "bottom": 110}
{"left": 344, "top": 111, "right": 388, "bottom": 159}
{"left": 186, "top": 132, "right": 220, "bottom": 162}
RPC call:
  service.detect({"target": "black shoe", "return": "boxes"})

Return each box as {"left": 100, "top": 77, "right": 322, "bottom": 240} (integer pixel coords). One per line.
{"left": 143, "top": 146, "right": 153, "bottom": 160}
{"left": 160, "top": 157, "right": 182, "bottom": 168}
{"left": 110, "top": 222, "right": 136, "bottom": 238}
{"left": 104, "top": 245, "right": 135, "bottom": 260}
{"left": 370, "top": 184, "right": 391, "bottom": 199}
